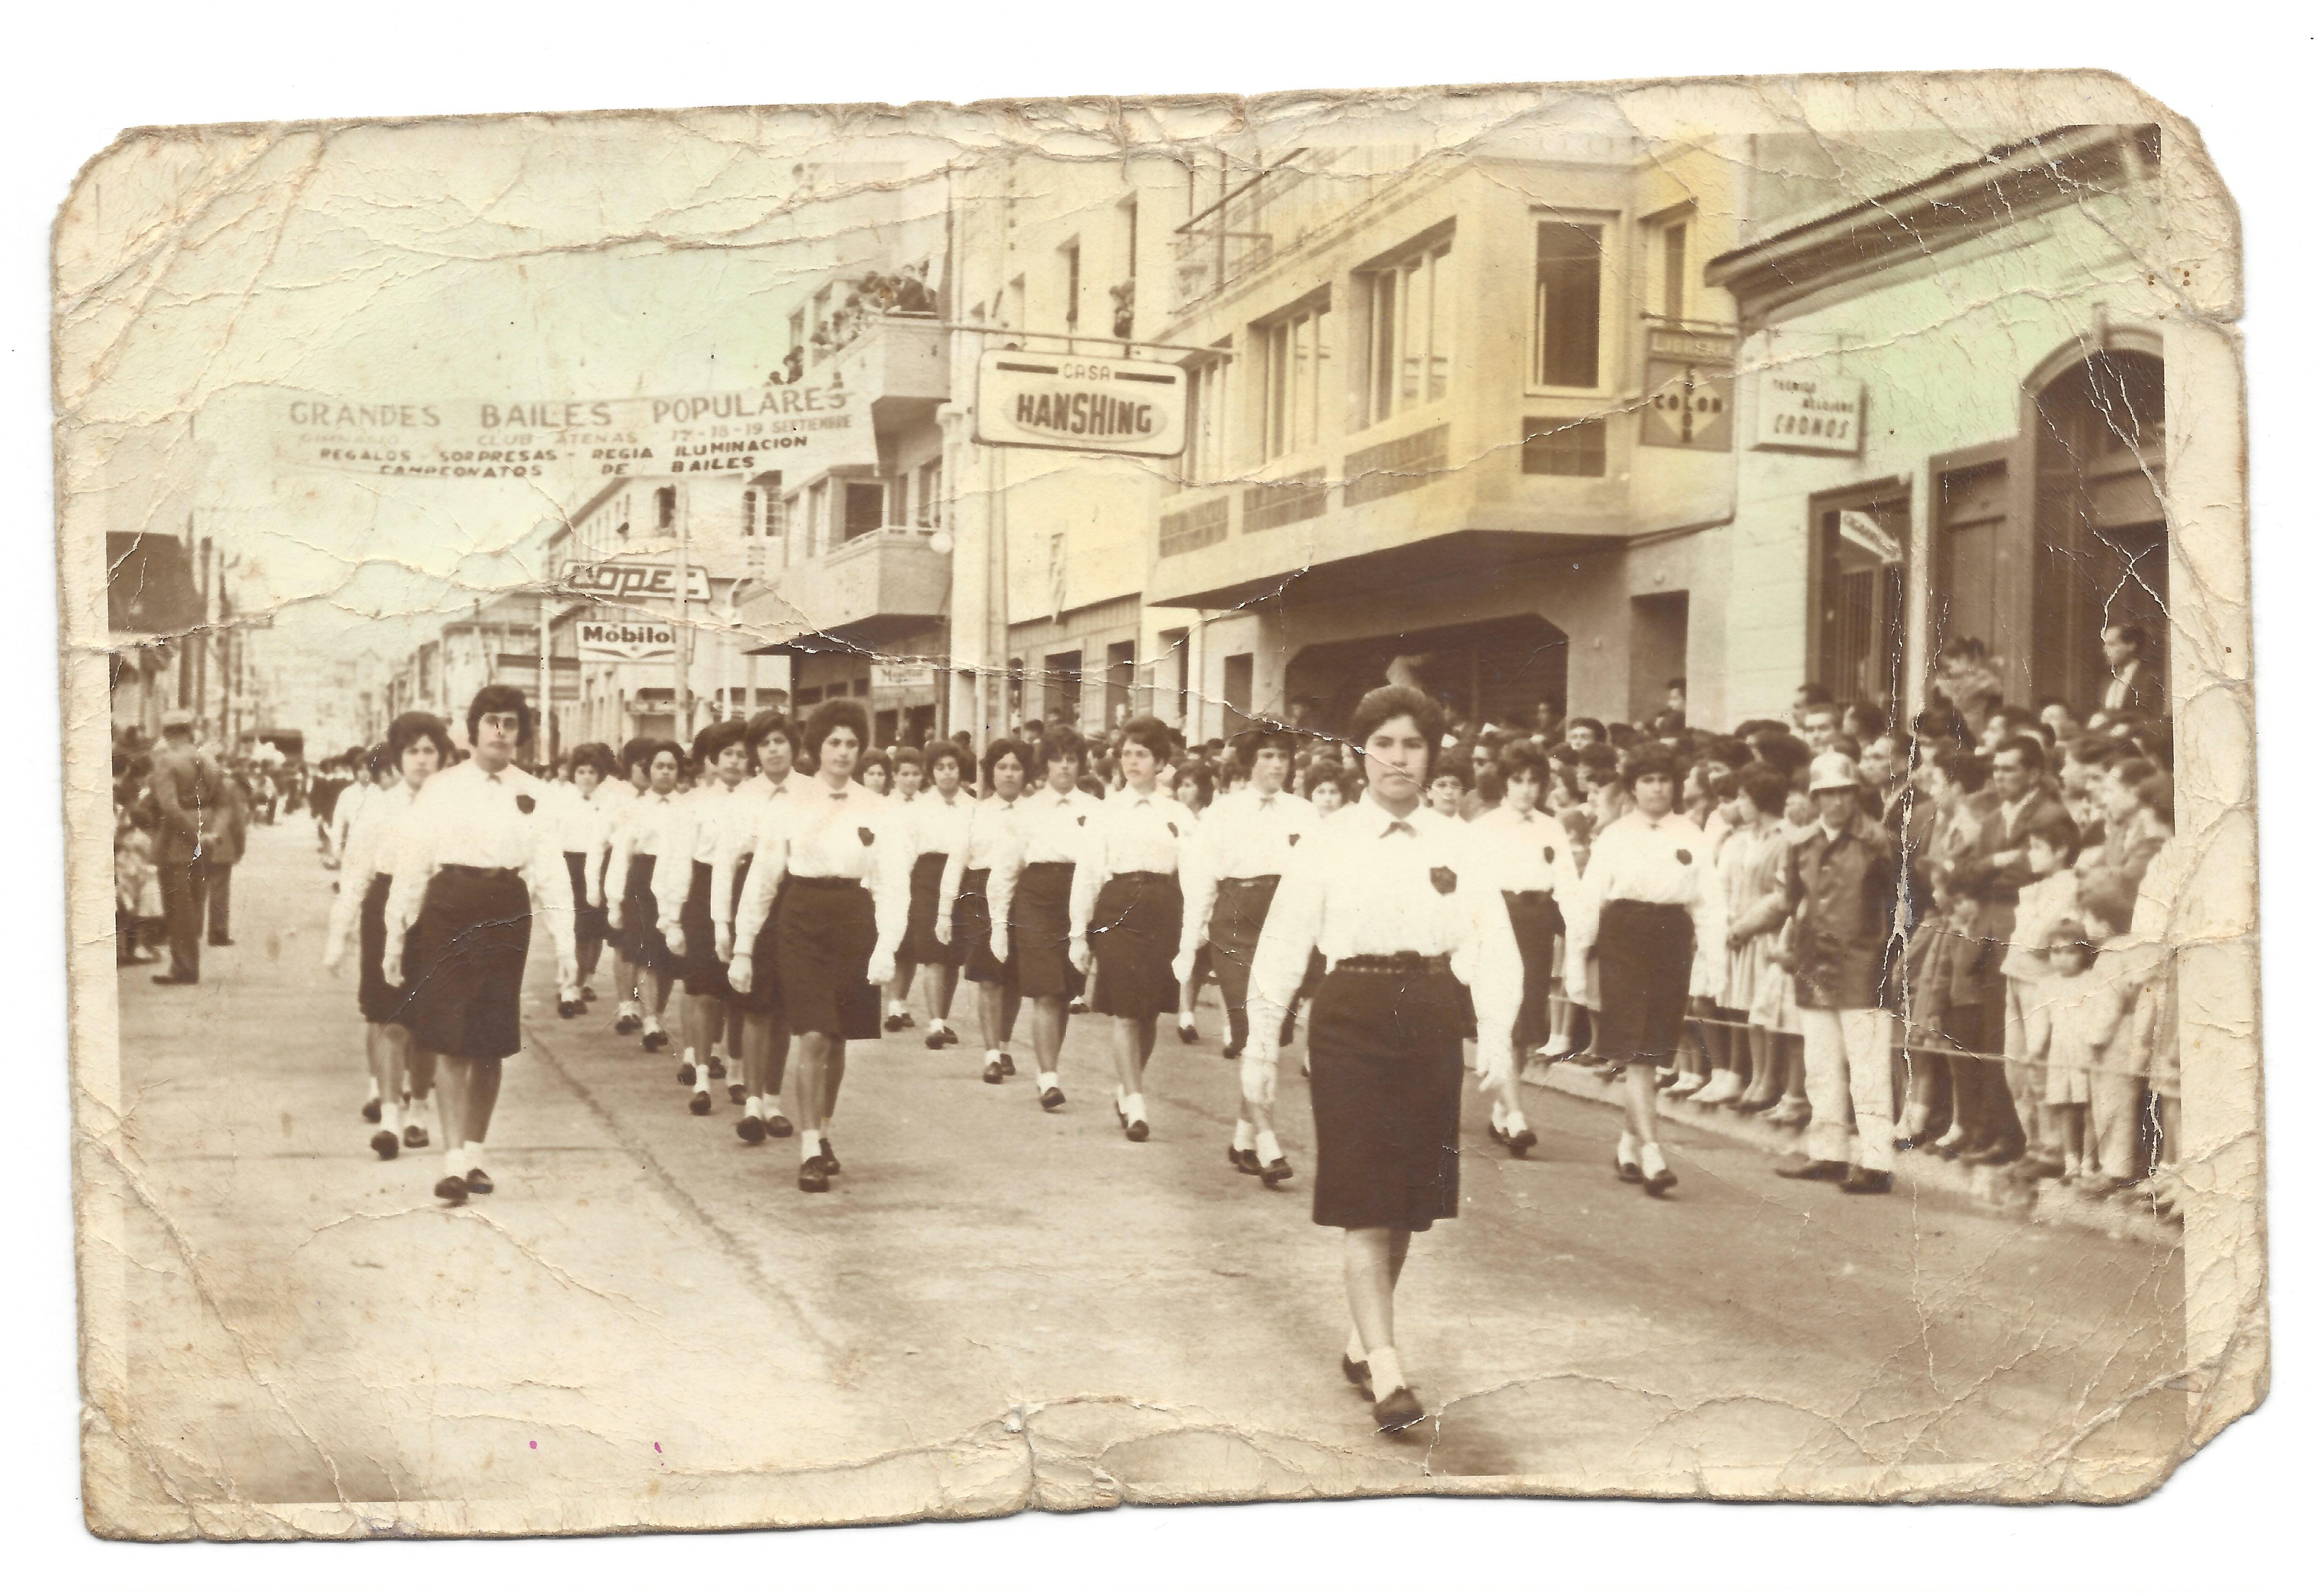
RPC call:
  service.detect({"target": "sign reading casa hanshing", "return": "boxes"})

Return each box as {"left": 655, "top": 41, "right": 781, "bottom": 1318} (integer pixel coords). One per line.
{"left": 973, "top": 351, "right": 1186, "bottom": 458}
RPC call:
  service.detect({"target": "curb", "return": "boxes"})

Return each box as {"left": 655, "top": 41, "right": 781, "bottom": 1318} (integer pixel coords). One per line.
{"left": 1516, "top": 1061, "right": 2178, "bottom": 1248}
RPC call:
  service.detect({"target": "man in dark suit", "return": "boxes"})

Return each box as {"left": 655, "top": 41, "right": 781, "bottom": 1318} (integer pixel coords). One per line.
{"left": 2095, "top": 624, "right": 2163, "bottom": 723}
{"left": 203, "top": 761, "right": 251, "bottom": 946}
{"left": 1946, "top": 735, "right": 2075, "bottom": 1168}
{"left": 147, "top": 713, "right": 227, "bottom": 985}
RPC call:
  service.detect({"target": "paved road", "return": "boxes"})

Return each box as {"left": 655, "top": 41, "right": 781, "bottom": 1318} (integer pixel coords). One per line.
{"left": 102, "top": 816, "right": 2185, "bottom": 1526}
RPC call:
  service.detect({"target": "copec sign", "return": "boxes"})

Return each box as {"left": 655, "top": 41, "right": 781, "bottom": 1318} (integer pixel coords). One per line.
{"left": 972, "top": 351, "right": 1186, "bottom": 458}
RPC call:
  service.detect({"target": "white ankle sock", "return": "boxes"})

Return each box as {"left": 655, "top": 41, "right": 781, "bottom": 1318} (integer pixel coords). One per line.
{"left": 1368, "top": 1347, "right": 1407, "bottom": 1395}
{"left": 444, "top": 1147, "right": 466, "bottom": 1178}
{"left": 1038, "top": 1070, "right": 1059, "bottom": 1090}
{"left": 1124, "top": 1092, "right": 1147, "bottom": 1123}
{"left": 1639, "top": 1142, "right": 1669, "bottom": 1180}
{"left": 1255, "top": 1130, "right": 1283, "bottom": 1164}
{"left": 800, "top": 1130, "right": 824, "bottom": 1163}
{"left": 1619, "top": 1130, "right": 1641, "bottom": 1164}
{"left": 985, "top": 1048, "right": 1001, "bottom": 1064}
{"left": 889, "top": 1000, "right": 907, "bottom": 1017}
{"left": 1490, "top": 1100, "right": 1508, "bottom": 1131}
{"left": 464, "top": 1141, "right": 485, "bottom": 1170}
{"left": 1232, "top": 1120, "right": 1256, "bottom": 1152}
{"left": 381, "top": 1099, "right": 402, "bottom": 1135}
{"left": 1505, "top": 1110, "right": 1529, "bottom": 1136}
{"left": 1346, "top": 1325, "right": 1368, "bottom": 1363}
{"left": 744, "top": 1095, "right": 763, "bottom": 1119}
{"left": 364, "top": 1078, "right": 381, "bottom": 1103}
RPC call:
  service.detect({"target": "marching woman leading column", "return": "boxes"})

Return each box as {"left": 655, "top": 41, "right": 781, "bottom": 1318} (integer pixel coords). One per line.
{"left": 1069, "top": 715, "right": 1196, "bottom": 1138}
{"left": 934, "top": 738, "right": 1030, "bottom": 1084}
{"left": 1562, "top": 746, "right": 1726, "bottom": 1197}
{"left": 728, "top": 700, "right": 910, "bottom": 1193}
{"left": 1247, "top": 686, "right": 1521, "bottom": 1435}
{"left": 383, "top": 686, "right": 577, "bottom": 1206}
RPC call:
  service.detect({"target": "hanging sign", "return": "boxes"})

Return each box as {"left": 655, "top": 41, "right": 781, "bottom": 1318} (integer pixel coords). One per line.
{"left": 577, "top": 619, "right": 676, "bottom": 662}
{"left": 271, "top": 380, "right": 875, "bottom": 481}
{"left": 1754, "top": 372, "right": 1864, "bottom": 455}
{"left": 972, "top": 351, "right": 1186, "bottom": 457}
{"left": 560, "top": 558, "right": 712, "bottom": 605}
{"left": 1836, "top": 508, "right": 1903, "bottom": 566}
{"left": 1640, "top": 327, "right": 1734, "bottom": 451}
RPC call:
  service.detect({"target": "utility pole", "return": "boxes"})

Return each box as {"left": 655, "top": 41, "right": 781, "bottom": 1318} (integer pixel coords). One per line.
{"left": 674, "top": 481, "right": 694, "bottom": 733}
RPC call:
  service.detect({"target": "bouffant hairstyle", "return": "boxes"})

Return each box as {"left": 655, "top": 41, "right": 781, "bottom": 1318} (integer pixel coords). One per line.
{"left": 1118, "top": 714, "right": 1173, "bottom": 762}
{"left": 923, "top": 740, "right": 966, "bottom": 776}
{"left": 743, "top": 711, "right": 797, "bottom": 767}
{"left": 690, "top": 718, "right": 750, "bottom": 768}
{"left": 1037, "top": 726, "right": 1087, "bottom": 773}
{"left": 643, "top": 739, "right": 685, "bottom": 776}
{"left": 386, "top": 712, "right": 454, "bottom": 766}
{"left": 1498, "top": 739, "right": 1550, "bottom": 785}
{"left": 619, "top": 736, "right": 659, "bottom": 777}
{"left": 1345, "top": 685, "right": 1445, "bottom": 773}
{"left": 802, "top": 698, "right": 871, "bottom": 761}
{"left": 1620, "top": 746, "right": 1683, "bottom": 792}
{"left": 465, "top": 683, "right": 533, "bottom": 744}
{"left": 892, "top": 745, "right": 925, "bottom": 772}
{"left": 364, "top": 742, "right": 395, "bottom": 780}
{"left": 567, "top": 741, "right": 617, "bottom": 779}
{"left": 858, "top": 748, "right": 893, "bottom": 783}
{"left": 1737, "top": 764, "right": 1792, "bottom": 818}
{"left": 981, "top": 736, "right": 1034, "bottom": 788}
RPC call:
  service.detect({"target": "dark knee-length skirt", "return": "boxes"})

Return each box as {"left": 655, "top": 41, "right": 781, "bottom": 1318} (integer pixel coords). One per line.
{"left": 1504, "top": 889, "right": 1561, "bottom": 1055}
{"left": 904, "top": 852, "right": 956, "bottom": 967}
{"left": 1308, "top": 958, "right": 1467, "bottom": 1232}
{"left": 729, "top": 855, "right": 788, "bottom": 1023}
{"left": 356, "top": 872, "right": 413, "bottom": 1025}
{"left": 620, "top": 853, "right": 674, "bottom": 972}
{"left": 1088, "top": 871, "right": 1182, "bottom": 1019}
{"left": 564, "top": 851, "right": 608, "bottom": 947}
{"left": 402, "top": 865, "right": 531, "bottom": 1061}
{"left": 954, "top": 867, "right": 1013, "bottom": 987}
{"left": 678, "top": 859, "right": 729, "bottom": 997}
{"left": 1206, "top": 873, "right": 1279, "bottom": 1011}
{"left": 1595, "top": 898, "right": 1693, "bottom": 1064}
{"left": 776, "top": 876, "right": 878, "bottom": 1040}
{"left": 1010, "top": 860, "right": 1081, "bottom": 1001}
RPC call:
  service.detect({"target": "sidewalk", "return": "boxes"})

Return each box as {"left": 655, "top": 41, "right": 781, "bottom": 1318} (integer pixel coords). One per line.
{"left": 1518, "top": 1058, "right": 2178, "bottom": 1247}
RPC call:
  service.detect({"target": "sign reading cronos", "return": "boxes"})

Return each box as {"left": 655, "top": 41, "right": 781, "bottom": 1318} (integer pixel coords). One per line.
{"left": 973, "top": 351, "right": 1186, "bottom": 458}
{"left": 577, "top": 619, "right": 676, "bottom": 662}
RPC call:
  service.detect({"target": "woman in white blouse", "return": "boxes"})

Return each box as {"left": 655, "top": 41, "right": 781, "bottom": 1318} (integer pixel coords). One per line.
{"left": 1246, "top": 685, "right": 1522, "bottom": 1435}
{"left": 658, "top": 720, "right": 751, "bottom": 1115}
{"left": 934, "top": 738, "right": 1032, "bottom": 1084}
{"left": 727, "top": 700, "right": 911, "bottom": 1193}
{"left": 605, "top": 740, "right": 686, "bottom": 1052}
{"left": 893, "top": 741, "right": 975, "bottom": 1051}
{"left": 988, "top": 730, "right": 1100, "bottom": 1111}
{"left": 714, "top": 712, "right": 799, "bottom": 1144}
{"left": 323, "top": 711, "right": 452, "bottom": 1161}
{"left": 1068, "top": 716, "right": 1196, "bottom": 1141}
{"left": 551, "top": 744, "right": 617, "bottom": 1021}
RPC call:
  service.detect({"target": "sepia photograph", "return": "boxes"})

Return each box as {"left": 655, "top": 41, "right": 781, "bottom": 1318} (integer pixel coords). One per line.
{"left": 52, "top": 67, "right": 2260, "bottom": 1542}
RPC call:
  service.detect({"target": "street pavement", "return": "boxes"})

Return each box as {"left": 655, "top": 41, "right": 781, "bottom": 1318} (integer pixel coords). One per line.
{"left": 102, "top": 815, "right": 2187, "bottom": 1527}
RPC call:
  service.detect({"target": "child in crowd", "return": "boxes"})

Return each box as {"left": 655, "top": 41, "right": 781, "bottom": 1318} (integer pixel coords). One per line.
{"left": 2023, "top": 916, "right": 2130, "bottom": 1190}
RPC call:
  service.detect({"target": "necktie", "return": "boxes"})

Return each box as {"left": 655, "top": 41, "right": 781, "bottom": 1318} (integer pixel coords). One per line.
{"left": 1386, "top": 820, "right": 1415, "bottom": 838}
{"left": 831, "top": 791, "right": 848, "bottom": 802}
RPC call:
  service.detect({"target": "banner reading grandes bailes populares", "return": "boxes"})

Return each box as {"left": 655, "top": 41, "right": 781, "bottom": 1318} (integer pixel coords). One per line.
{"left": 270, "top": 385, "right": 872, "bottom": 480}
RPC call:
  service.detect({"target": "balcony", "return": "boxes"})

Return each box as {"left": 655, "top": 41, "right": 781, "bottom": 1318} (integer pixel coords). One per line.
{"left": 762, "top": 526, "right": 950, "bottom": 649}
{"left": 787, "top": 312, "right": 947, "bottom": 431}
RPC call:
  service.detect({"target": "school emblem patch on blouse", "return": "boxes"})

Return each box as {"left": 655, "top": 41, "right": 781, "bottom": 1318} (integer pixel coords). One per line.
{"left": 1166, "top": 821, "right": 1178, "bottom": 837}
{"left": 1675, "top": 848, "right": 1691, "bottom": 865}
{"left": 1287, "top": 834, "right": 1301, "bottom": 846}
{"left": 857, "top": 827, "right": 875, "bottom": 847}
{"left": 1076, "top": 815, "right": 1087, "bottom": 825}
{"left": 514, "top": 794, "right": 535, "bottom": 815}
{"left": 1430, "top": 866, "right": 1457, "bottom": 895}
{"left": 1542, "top": 845, "right": 1556, "bottom": 864}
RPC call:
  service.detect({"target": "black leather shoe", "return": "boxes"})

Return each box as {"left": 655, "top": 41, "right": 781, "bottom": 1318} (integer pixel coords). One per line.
{"left": 999, "top": 1054, "right": 1016, "bottom": 1076}
{"left": 370, "top": 1129, "right": 399, "bottom": 1160}
{"left": 1261, "top": 1157, "right": 1295, "bottom": 1187}
{"left": 766, "top": 1114, "right": 794, "bottom": 1138}
{"left": 728, "top": 1083, "right": 747, "bottom": 1105}
{"left": 208, "top": 937, "right": 236, "bottom": 947}
{"left": 402, "top": 1123, "right": 428, "bottom": 1149}
{"left": 1488, "top": 1123, "right": 1510, "bottom": 1147}
{"left": 1113, "top": 1099, "right": 1128, "bottom": 1128}
{"left": 434, "top": 1175, "right": 469, "bottom": 1206}
{"left": 688, "top": 1089, "right": 712, "bottom": 1116}
{"left": 1229, "top": 1146, "right": 1262, "bottom": 1176}
{"left": 798, "top": 1163, "right": 829, "bottom": 1193}
{"left": 1040, "top": 1086, "right": 1065, "bottom": 1111}
{"left": 819, "top": 1140, "right": 841, "bottom": 1174}
{"left": 1774, "top": 1158, "right": 1851, "bottom": 1182}
{"left": 642, "top": 1028, "right": 669, "bottom": 1052}
{"left": 736, "top": 1115, "right": 766, "bottom": 1144}
{"left": 982, "top": 1059, "right": 1007, "bottom": 1084}
{"left": 1341, "top": 1353, "right": 1370, "bottom": 1392}
{"left": 1373, "top": 1386, "right": 1426, "bottom": 1434}
{"left": 1125, "top": 1119, "right": 1150, "bottom": 1143}
{"left": 1508, "top": 1128, "right": 1538, "bottom": 1158}
{"left": 362, "top": 1097, "right": 383, "bottom": 1124}
{"left": 1644, "top": 1165, "right": 1677, "bottom": 1197}
{"left": 925, "top": 1031, "right": 947, "bottom": 1050}
{"left": 1221, "top": 1040, "right": 1244, "bottom": 1061}
{"left": 677, "top": 1061, "right": 697, "bottom": 1086}
{"left": 465, "top": 1167, "right": 493, "bottom": 1195}
{"left": 884, "top": 1011, "right": 913, "bottom": 1032}
{"left": 615, "top": 1013, "right": 641, "bottom": 1035}
{"left": 1176, "top": 1020, "right": 1199, "bottom": 1045}
{"left": 706, "top": 1056, "right": 727, "bottom": 1080}
{"left": 1840, "top": 1166, "right": 1894, "bottom": 1196}
{"left": 1615, "top": 1151, "right": 1644, "bottom": 1183}
{"left": 557, "top": 999, "right": 579, "bottom": 1019}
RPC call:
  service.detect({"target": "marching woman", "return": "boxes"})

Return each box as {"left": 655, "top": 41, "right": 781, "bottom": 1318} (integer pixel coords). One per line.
{"left": 1246, "top": 685, "right": 1521, "bottom": 1434}
{"left": 606, "top": 741, "right": 685, "bottom": 1053}
{"left": 896, "top": 741, "right": 973, "bottom": 1050}
{"left": 728, "top": 700, "right": 911, "bottom": 1193}
{"left": 987, "top": 729, "right": 1099, "bottom": 1114}
{"left": 552, "top": 743, "right": 617, "bottom": 1019}
{"left": 1466, "top": 739, "right": 1561, "bottom": 1157}
{"left": 1174, "top": 725, "right": 1316, "bottom": 1183}
{"left": 712, "top": 711, "right": 799, "bottom": 1143}
{"left": 603, "top": 737, "right": 653, "bottom": 1035}
{"left": 935, "top": 737, "right": 1031, "bottom": 1085}
{"left": 1069, "top": 716, "right": 1196, "bottom": 1141}
{"left": 1561, "top": 746, "right": 1726, "bottom": 1197}
{"left": 323, "top": 711, "right": 453, "bottom": 1159}
{"left": 382, "top": 686, "right": 577, "bottom": 1206}
{"left": 1168, "top": 761, "right": 1215, "bottom": 1044}
{"left": 658, "top": 720, "right": 750, "bottom": 1114}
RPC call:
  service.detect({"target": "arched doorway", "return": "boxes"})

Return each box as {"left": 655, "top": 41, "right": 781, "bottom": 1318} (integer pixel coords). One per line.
{"left": 1284, "top": 613, "right": 1571, "bottom": 737}
{"left": 2030, "top": 348, "right": 2168, "bottom": 715}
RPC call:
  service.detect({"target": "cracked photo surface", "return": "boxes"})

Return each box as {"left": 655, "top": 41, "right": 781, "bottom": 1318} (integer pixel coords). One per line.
{"left": 54, "top": 71, "right": 2258, "bottom": 1535}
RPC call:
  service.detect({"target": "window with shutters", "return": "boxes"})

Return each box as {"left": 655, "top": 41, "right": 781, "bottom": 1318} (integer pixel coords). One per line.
{"left": 1357, "top": 231, "right": 1453, "bottom": 430}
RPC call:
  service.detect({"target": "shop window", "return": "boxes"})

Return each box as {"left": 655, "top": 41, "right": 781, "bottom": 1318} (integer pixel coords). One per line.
{"left": 1253, "top": 292, "right": 1330, "bottom": 461}
{"left": 1043, "top": 650, "right": 1084, "bottom": 728}
{"left": 1812, "top": 492, "right": 1910, "bottom": 713}
{"left": 1533, "top": 217, "right": 1603, "bottom": 388}
{"left": 1521, "top": 416, "right": 1607, "bottom": 477}
{"left": 875, "top": 709, "right": 899, "bottom": 746}
{"left": 1358, "top": 231, "right": 1452, "bottom": 429}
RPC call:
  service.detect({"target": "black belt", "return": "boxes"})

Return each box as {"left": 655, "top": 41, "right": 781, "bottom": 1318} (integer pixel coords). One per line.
{"left": 1504, "top": 889, "right": 1555, "bottom": 904}
{"left": 441, "top": 864, "right": 520, "bottom": 880}
{"left": 1334, "top": 953, "right": 1452, "bottom": 976}
{"left": 1219, "top": 874, "right": 1281, "bottom": 889}
{"left": 1022, "top": 860, "right": 1073, "bottom": 873}
{"left": 1109, "top": 870, "right": 1174, "bottom": 884}
{"left": 790, "top": 874, "right": 866, "bottom": 891}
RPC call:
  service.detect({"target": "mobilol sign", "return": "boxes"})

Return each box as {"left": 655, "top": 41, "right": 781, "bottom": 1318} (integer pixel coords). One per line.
{"left": 272, "top": 381, "right": 874, "bottom": 480}
{"left": 973, "top": 351, "right": 1186, "bottom": 458}
{"left": 577, "top": 619, "right": 676, "bottom": 663}
{"left": 1753, "top": 372, "right": 1864, "bottom": 455}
